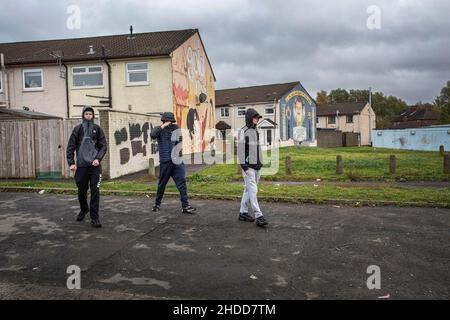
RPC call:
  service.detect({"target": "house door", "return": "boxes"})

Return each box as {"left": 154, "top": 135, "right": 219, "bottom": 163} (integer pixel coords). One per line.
{"left": 267, "top": 129, "right": 272, "bottom": 145}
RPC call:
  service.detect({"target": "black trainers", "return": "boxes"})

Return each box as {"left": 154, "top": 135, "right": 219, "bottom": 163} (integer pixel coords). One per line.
{"left": 91, "top": 219, "right": 102, "bottom": 228}
{"left": 256, "top": 216, "right": 268, "bottom": 227}
{"left": 152, "top": 205, "right": 160, "bottom": 212}
{"left": 239, "top": 212, "right": 255, "bottom": 222}
{"left": 181, "top": 205, "right": 196, "bottom": 214}
{"left": 76, "top": 211, "right": 88, "bottom": 221}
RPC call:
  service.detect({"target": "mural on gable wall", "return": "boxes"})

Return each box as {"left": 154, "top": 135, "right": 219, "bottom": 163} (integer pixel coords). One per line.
{"left": 172, "top": 33, "right": 215, "bottom": 154}
{"left": 279, "top": 84, "right": 316, "bottom": 143}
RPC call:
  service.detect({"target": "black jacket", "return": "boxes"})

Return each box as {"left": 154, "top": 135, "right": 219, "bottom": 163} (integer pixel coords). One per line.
{"left": 238, "top": 108, "right": 263, "bottom": 171}
{"left": 66, "top": 107, "right": 107, "bottom": 167}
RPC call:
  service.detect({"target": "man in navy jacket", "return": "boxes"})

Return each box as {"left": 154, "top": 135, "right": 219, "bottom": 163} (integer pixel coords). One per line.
{"left": 150, "top": 112, "right": 196, "bottom": 214}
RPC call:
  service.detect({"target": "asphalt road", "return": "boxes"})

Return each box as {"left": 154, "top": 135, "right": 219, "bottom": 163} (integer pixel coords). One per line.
{"left": 0, "top": 191, "right": 449, "bottom": 299}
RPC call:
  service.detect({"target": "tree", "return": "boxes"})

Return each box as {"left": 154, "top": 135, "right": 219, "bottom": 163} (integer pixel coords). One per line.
{"left": 316, "top": 90, "right": 328, "bottom": 105}
{"left": 328, "top": 88, "right": 349, "bottom": 103}
{"left": 434, "top": 81, "right": 450, "bottom": 124}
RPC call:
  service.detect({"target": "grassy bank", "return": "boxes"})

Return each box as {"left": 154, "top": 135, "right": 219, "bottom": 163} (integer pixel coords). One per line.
{"left": 193, "top": 146, "right": 450, "bottom": 182}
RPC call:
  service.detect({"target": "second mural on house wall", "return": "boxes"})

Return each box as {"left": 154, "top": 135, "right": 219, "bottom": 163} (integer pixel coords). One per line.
{"left": 279, "top": 83, "right": 317, "bottom": 145}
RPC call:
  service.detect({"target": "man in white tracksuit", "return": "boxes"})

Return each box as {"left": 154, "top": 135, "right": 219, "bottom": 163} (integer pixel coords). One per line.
{"left": 237, "top": 108, "right": 269, "bottom": 227}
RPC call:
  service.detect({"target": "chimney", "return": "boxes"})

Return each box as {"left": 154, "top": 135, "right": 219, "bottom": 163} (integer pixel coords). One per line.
{"left": 87, "top": 45, "right": 95, "bottom": 55}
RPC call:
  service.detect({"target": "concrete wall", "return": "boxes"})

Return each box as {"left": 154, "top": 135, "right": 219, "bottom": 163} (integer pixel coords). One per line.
{"left": 0, "top": 65, "right": 67, "bottom": 118}
{"left": 372, "top": 125, "right": 450, "bottom": 151}
{"left": 99, "top": 110, "right": 161, "bottom": 179}
{"left": 172, "top": 33, "right": 216, "bottom": 155}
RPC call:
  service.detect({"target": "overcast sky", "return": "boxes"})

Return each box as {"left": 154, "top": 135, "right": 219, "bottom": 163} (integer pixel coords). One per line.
{"left": 1, "top": 0, "right": 449, "bottom": 104}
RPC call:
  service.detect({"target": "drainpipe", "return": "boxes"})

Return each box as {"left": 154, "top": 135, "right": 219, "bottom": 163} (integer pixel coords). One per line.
{"left": 0, "top": 53, "right": 10, "bottom": 108}
{"left": 102, "top": 46, "right": 112, "bottom": 108}
{"left": 62, "top": 62, "right": 70, "bottom": 118}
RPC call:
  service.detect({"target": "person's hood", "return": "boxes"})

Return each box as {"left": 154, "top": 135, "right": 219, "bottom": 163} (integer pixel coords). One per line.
{"left": 82, "top": 106, "right": 95, "bottom": 121}
{"left": 245, "top": 108, "right": 262, "bottom": 128}
{"left": 161, "top": 112, "right": 176, "bottom": 123}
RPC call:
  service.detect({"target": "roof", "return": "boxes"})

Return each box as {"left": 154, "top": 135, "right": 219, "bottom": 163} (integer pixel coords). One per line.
{"left": 317, "top": 102, "right": 367, "bottom": 116}
{"left": 215, "top": 82, "right": 299, "bottom": 106}
{"left": 393, "top": 108, "right": 441, "bottom": 122}
{"left": 0, "top": 108, "right": 62, "bottom": 120}
{"left": 0, "top": 29, "right": 198, "bottom": 66}
{"left": 258, "top": 118, "right": 277, "bottom": 127}
{"left": 215, "top": 121, "right": 232, "bottom": 130}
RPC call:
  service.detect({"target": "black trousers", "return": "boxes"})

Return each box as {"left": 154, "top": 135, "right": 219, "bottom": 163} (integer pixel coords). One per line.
{"left": 155, "top": 161, "right": 189, "bottom": 208}
{"left": 74, "top": 165, "right": 102, "bottom": 220}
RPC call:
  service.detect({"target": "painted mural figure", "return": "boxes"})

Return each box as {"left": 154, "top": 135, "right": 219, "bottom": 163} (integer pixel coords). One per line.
{"left": 292, "top": 97, "right": 307, "bottom": 142}
{"left": 66, "top": 106, "right": 107, "bottom": 228}
{"left": 150, "top": 112, "right": 197, "bottom": 214}
{"left": 237, "top": 108, "right": 269, "bottom": 228}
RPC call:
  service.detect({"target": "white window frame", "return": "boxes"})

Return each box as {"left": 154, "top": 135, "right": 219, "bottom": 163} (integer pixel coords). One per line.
{"left": 71, "top": 65, "right": 104, "bottom": 89}
{"left": 0, "top": 71, "right": 3, "bottom": 93}
{"left": 220, "top": 107, "right": 230, "bottom": 118}
{"left": 237, "top": 106, "right": 246, "bottom": 118}
{"left": 346, "top": 115, "right": 354, "bottom": 123}
{"left": 23, "top": 69, "right": 44, "bottom": 91}
{"left": 265, "top": 105, "right": 275, "bottom": 115}
{"left": 126, "top": 62, "right": 149, "bottom": 86}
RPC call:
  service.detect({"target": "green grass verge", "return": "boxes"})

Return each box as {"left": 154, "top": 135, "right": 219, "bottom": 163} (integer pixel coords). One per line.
{"left": 192, "top": 146, "right": 450, "bottom": 182}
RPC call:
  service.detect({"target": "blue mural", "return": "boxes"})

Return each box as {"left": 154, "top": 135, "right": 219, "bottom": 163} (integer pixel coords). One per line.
{"left": 279, "top": 83, "right": 316, "bottom": 143}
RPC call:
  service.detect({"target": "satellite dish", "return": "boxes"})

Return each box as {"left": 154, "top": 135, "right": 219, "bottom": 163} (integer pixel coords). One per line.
{"left": 198, "top": 93, "right": 207, "bottom": 103}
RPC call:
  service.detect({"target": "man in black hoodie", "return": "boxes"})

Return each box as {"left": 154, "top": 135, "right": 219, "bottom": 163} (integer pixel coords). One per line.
{"left": 67, "top": 106, "right": 107, "bottom": 228}
{"left": 237, "top": 108, "right": 268, "bottom": 227}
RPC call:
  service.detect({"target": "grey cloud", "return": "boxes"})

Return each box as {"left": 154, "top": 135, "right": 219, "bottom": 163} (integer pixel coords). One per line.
{"left": 0, "top": 0, "right": 448, "bottom": 104}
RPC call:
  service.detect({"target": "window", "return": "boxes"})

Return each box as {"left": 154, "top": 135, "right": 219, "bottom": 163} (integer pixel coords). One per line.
{"left": 0, "top": 71, "right": 3, "bottom": 93}
{"left": 327, "top": 116, "right": 336, "bottom": 125}
{"left": 346, "top": 115, "right": 354, "bottom": 123}
{"left": 126, "top": 62, "right": 149, "bottom": 85}
{"left": 265, "top": 105, "right": 275, "bottom": 115}
{"left": 23, "top": 69, "right": 43, "bottom": 91}
{"left": 72, "top": 66, "right": 103, "bottom": 88}
{"left": 221, "top": 107, "right": 229, "bottom": 118}
{"left": 237, "top": 107, "right": 246, "bottom": 117}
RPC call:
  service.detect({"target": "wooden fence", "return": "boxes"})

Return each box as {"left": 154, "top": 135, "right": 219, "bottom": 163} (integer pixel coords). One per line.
{"left": 0, "top": 119, "right": 81, "bottom": 179}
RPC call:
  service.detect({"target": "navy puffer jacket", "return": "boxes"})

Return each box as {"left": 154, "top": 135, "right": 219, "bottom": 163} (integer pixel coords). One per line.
{"left": 150, "top": 123, "right": 183, "bottom": 163}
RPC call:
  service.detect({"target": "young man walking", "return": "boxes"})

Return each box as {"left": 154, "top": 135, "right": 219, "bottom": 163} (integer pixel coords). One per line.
{"left": 238, "top": 108, "right": 269, "bottom": 227}
{"left": 67, "top": 106, "right": 107, "bottom": 228}
{"left": 150, "top": 112, "right": 196, "bottom": 214}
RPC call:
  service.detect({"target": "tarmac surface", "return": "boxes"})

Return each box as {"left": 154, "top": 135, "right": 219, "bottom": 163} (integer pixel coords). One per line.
{"left": 0, "top": 191, "right": 449, "bottom": 299}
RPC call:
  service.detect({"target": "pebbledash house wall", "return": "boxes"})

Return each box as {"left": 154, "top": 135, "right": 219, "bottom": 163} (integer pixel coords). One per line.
{"left": 0, "top": 65, "right": 67, "bottom": 118}
{"left": 99, "top": 109, "right": 161, "bottom": 179}
{"left": 67, "top": 57, "right": 173, "bottom": 118}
